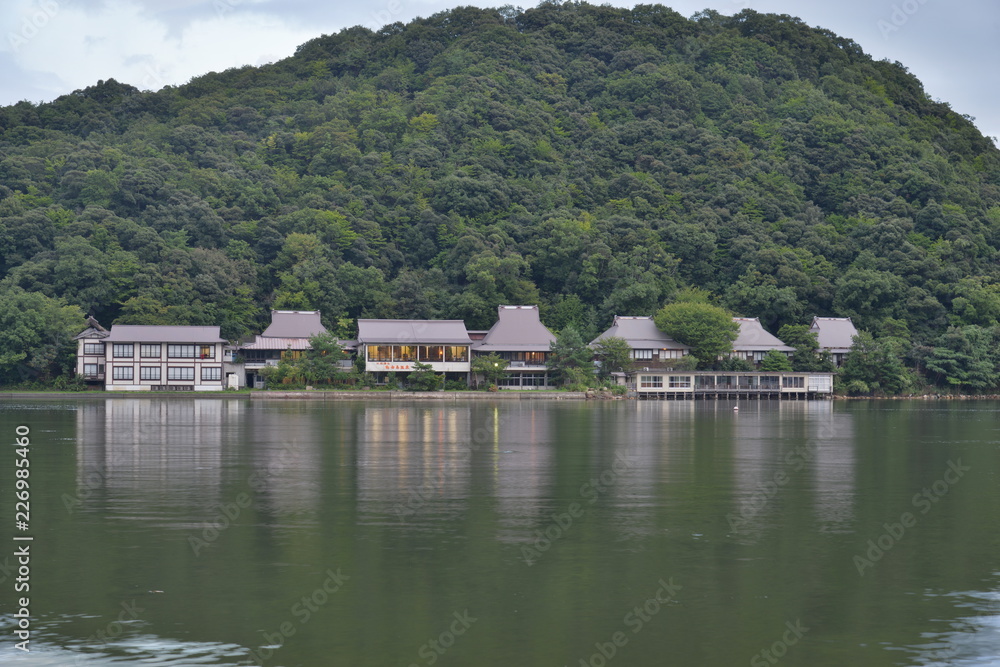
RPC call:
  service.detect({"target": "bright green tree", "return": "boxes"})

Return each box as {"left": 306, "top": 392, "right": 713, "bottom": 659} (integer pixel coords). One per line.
{"left": 407, "top": 361, "right": 442, "bottom": 391}
{"left": 0, "top": 285, "right": 84, "bottom": 384}
{"left": 759, "top": 349, "right": 793, "bottom": 371}
{"left": 777, "top": 325, "right": 835, "bottom": 372}
{"left": 653, "top": 302, "right": 739, "bottom": 367}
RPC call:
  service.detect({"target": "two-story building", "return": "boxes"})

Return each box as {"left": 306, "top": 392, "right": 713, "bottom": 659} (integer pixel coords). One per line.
{"left": 731, "top": 317, "right": 794, "bottom": 365}
{"left": 238, "top": 310, "right": 329, "bottom": 388}
{"left": 473, "top": 305, "right": 556, "bottom": 389}
{"left": 357, "top": 319, "right": 472, "bottom": 385}
{"left": 809, "top": 316, "right": 858, "bottom": 367}
{"left": 74, "top": 316, "right": 110, "bottom": 387}
{"left": 590, "top": 316, "right": 691, "bottom": 368}
{"left": 101, "top": 325, "right": 228, "bottom": 391}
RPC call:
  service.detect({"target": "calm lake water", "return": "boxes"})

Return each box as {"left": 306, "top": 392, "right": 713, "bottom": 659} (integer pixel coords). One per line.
{"left": 0, "top": 398, "right": 998, "bottom": 666}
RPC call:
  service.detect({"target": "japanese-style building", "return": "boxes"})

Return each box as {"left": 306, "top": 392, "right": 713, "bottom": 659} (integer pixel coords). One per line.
{"left": 809, "top": 316, "right": 858, "bottom": 367}
{"left": 591, "top": 316, "right": 691, "bottom": 368}
{"left": 357, "top": 319, "right": 473, "bottom": 384}
{"left": 239, "top": 310, "right": 329, "bottom": 388}
{"left": 100, "top": 325, "right": 228, "bottom": 391}
{"left": 473, "top": 305, "right": 556, "bottom": 389}
{"left": 731, "top": 317, "right": 795, "bottom": 365}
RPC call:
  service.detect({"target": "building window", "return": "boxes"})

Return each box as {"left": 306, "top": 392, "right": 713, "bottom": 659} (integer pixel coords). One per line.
{"left": 199, "top": 345, "right": 214, "bottom": 359}
{"left": 419, "top": 345, "right": 444, "bottom": 362}
{"left": 445, "top": 346, "right": 468, "bottom": 362}
{"left": 112, "top": 366, "right": 133, "bottom": 381}
{"left": 639, "top": 375, "right": 663, "bottom": 388}
{"left": 396, "top": 345, "right": 417, "bottom": 362}
{"left": 661, "top": 349, "right": 684, "bottom": 359}
{"left": 760, "top": 376, "right": 780, "bottom": 390}
{"left": 140, "top": 366, "right": 161, "bottom": 381}
{"left": 167, "top": 367, "right": 195, "bottom": 381}
{"left": 83, "top": 364, "right": 98, "bottom": 377}
{"left": 112, "top": 344, "right": 134, "bottom": 358}
{"left": 782, "top": 376, "right": 805, "bottom": 388}
{"left": 631, "top": 349, "right": 653, "bottom": 360}
{"left": 84, "top": 343, "right": 105, "bottom": 355}
{"left": 668, "top": 376, "right": 691, "bottom": 388}
{"left": 168, "top": 345, "right": 196, "bottom": 358}
{"left": 140, "top": 344, "right": 161, "bottom": 358}
{"left": 202, "top": 367, "right": 222, "bottom": 381}
{"left": 368, "top": 345, "right": 392, "bottom": 362}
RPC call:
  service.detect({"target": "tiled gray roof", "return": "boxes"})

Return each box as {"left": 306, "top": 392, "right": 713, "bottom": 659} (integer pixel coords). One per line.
{"left": 590, "top": 316, "right": 690, "bottom": 350}
{"left": 261, "top": 310, "right": 327, "bottom": 338}
{"left": 474, "top": 306, "right": 556, "bottom": 352}
{"left": 357, "top": 319, "right": 472, "bottom": 345}
{"left": 105, "top": 325, "right": 225, "bottom": 343}
{"left": 809, "top": 317, "right": 858, "bottom": 352}
{"left": 732, "top": 318, "right": 794, "bottom": 352}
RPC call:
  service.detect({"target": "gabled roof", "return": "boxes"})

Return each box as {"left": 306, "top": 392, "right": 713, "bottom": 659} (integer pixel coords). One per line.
{"left": 474, "top": 306, "right": 556, "bottom": 352}
{"left": 261, "top": 310, "right": 327, "bottom": 338}
{"left": 357, "top": 319, "right": 472, "bottom": 345}
{"left": 732, "top": 318, "right": 794, "bottom": 352}
{"left": 590, "top": 316, "right": 690, "bottom": 351}
{"left": 809, "top": 317, "right": 858, "bottom": 353}
{"left": 104, "top": 325, "right": 226, "bottom": 343}
{"left": 74, "top": 327, "right": 109, "bottom": 340}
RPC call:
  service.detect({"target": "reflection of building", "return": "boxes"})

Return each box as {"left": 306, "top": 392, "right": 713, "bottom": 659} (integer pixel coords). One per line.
{"left": 809, "top": 316, "right": 858, "bottom": 367}
{"left": 591, "top": 316, "right": 690, "bottom": 369}
{"left": 75, "top": 399, "right": 234, "bottom": 498}
{"left": 473, "top": 306, "right": 556, "bottom": 389}
{"left": 99, "top": 325, "right": 227, "bottom": 391}
{"left": 239, "top": 310, "right": 329, "bottom": 389}
{"left": 357, "top": 319, "right": 472, "bottom": 384}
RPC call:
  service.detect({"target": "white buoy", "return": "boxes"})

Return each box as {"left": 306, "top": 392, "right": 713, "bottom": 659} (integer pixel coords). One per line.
{"left": 733, "top": 406, "right": 739, "bottom": 411}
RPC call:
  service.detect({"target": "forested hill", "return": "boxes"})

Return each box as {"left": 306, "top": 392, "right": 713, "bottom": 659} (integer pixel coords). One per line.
{"left": 2, "top": 2, "right": 999, "bottom": 348}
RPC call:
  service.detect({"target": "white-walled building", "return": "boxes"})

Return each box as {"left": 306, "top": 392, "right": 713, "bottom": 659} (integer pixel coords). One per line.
{"left": 239, "top": 310, "right": 329, "bottom": 388}
{"left": 101, "top": 325, "right": 228, "bottom": 391}
{"left": 357, "top": 319, "right": 472, "bottom": 383}
{"left": 473, "top": 305, "right": 556, "bottom": 389}
{"left": 74, "top": 317, "right": 110, "bottom": 386}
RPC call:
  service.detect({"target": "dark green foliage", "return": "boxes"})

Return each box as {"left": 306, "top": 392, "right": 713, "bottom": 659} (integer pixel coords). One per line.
{"left": 548, "top": 326, "right": 595, "bottom": 386}
{"left": 654, "top": 302, "right": 739, "bottom": 367}
{"left": 471, "top": 352, "right": 509, "bottom": 387}
{"left": 0, "top": 284, "right": 84, "bottom": 384}
{"left": 592, "top": 336, "right": 632, "bottom": 378}
{"left": 839, "top": 331, "right": 914, "bottom": 396}
{"left": 407, "top": 361, "right": 442, "bottom": 391}
{"left": 922, "top": 326, "right": 1000, "bottom": 392}
{"left": 716, "top": 356, "right": 755, "bottom": 372}
{"left": 1, "top": 4, "right": 1000, "bottom": 388}
{"left": 777, "top": 324, "right": 835, "bottom": 372}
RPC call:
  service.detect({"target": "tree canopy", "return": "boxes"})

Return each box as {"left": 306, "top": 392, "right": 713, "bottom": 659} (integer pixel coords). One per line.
{"left": 653, "top": 302, "right": 739, "bottom": 366}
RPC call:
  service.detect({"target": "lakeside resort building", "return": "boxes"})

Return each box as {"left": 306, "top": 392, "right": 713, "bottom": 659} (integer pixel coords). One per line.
{"left": 472, "top": 305, "right": 557, "bottom": 389}
{"left": 97, "top": 325, "right": 229, "bottom": 391}
{"left": 809, "top": 316, "right": 859, "bottom": 367}
{"left": 356, "top": 318, "right": 473, "bottom": 385}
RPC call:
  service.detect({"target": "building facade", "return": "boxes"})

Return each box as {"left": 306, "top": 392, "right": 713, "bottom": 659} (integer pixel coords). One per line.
{"left": 74, "top": 317, "right": 110, "bottom": 386}
{"left": 100, "top": 325, "right": 228, "bottom": 391}
{"left": 473, "top": 305, "right": 556, "bottom": 389}
{"left": 809, "top": 316, "right": 858, "bottom": 367}
{"left": 357, "top": 319, "right": 472, "bottom": 383}
{"left": 731, "top": 317, "right": 795, "bottom": 365}
{"left": 591, "top": 316, "right": 691, "bottom": 369}
{"left": 238, "top": 310, "right": 329, "bottom": 388}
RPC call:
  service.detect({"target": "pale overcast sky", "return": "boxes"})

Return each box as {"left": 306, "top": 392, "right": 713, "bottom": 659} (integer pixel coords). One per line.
{"left": 1, "top": 0, "right": 998, "bottom": 142}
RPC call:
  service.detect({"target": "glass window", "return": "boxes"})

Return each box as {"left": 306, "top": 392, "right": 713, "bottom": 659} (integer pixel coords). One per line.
{"left": 202, "top": 367, "right": 221, "bottom": 381}
{"left": 168, "top": 345, "right": 196, "bottom": 358}
{"left": 368, "top": 345, "right": 392, "bottom": 362}
{"left": 782, "top": 376, "right": 804, "bottom": 388}
{"left": 696, "top": 375, "right": 715, "bottom": 388}
{"left": 167, "top": 367, "right": 195, "bottom": 381}
{"left": 669, "top": 376, "right": 691, "bottom": 388}
{"left": 83, "top": 364, "right": 98, "bottom": 376}
{"left": 445, "top": 346, "right": 468, "bottom": 362}
{"left": 760, "top": 375, "right": 780, "bottom": 389}
{"left": 140, "top": 344, "right": 161, "bottom": 358}
{"left": 661, "top": 349, "right": 684, "bottom": 359}
{"left": 716, "top": 375, "right": 736, "bottom": 389}
{"left": 140, "top": 366, "right": 161, "bottom": 381}
{"left": 112, "top": 366, "right": 133, "bottom": 380}
{"left": 395, "top": 345, "right": 417, "bottom": 361}
{"left": 639, "top": 375, "right": 663, "bottom": 388}
{"left": 199, "top": 345, "right": 214, "bottom": 359}
{"left": 631, "top": 349, "right": 653, "bottom": 360}
{"left": 84, "top": 343, "right": 105, "bottom": 355}
{"left": 419, "top": 345, "right": 444, "bottom": 362}
{"left": 112, "top": 344, "right": 134, "bottom": 358}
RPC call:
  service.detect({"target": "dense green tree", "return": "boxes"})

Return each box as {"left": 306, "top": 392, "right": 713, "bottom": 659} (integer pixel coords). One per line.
{"left": 407, "top": 361, "right": 442, "bottom": 391}
{"left": 759, "top": 349, "right": 793, "bottom": 371}
{"left": 592, "top": 336, "right": 632, "bottom": 378}
{"left": 471, "top": 352, "right": 509, "bottom": 388}
{"left": 548, "top": 326, "right": 595, "bottom": 387}
{"left": 839, "top": 331, "right": 913, "bottom": 396}
{"left": 923, "top": 326, "right": 1000, "bottom": 392}
{"left": 0, "top": 285, "right": 84, "bottom": 384}
{"left": 777, "top": 324, "right": 836, "bottom": 372}
{"left": 654, "top": 302, "right": 739, "bottom": 367}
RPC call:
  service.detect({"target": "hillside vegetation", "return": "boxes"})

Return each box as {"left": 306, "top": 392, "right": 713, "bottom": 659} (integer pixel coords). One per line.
{"left": 2, "top": 2, "right": 1000, "bottom": 389}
